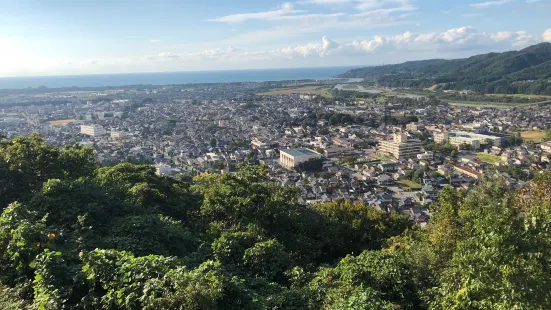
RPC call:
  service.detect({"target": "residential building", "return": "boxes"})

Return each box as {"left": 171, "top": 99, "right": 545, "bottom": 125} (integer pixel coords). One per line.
{"left": 111, "top": 131, "right": 125, "bottom": 140}
{"left": 417, "top": 151, "right": 434, "bottom": 160}
{"left": 324, "top": 145, "right": 356, "bottom": 157}
{"left": 541, "top": 141, "right": 551, "bottom": 153}
{"left": 454, "top": 165, "right": 484, "bottom": 180}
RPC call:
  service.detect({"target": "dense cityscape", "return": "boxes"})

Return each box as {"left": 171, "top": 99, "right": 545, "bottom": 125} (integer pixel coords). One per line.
{"left": 2, "top": 78, "right": 551, "bottom": 228}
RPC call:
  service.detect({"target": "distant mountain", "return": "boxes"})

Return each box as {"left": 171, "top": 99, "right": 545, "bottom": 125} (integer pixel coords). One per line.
{"left": 338, "top": 42, "right": 551, "bottom": 95}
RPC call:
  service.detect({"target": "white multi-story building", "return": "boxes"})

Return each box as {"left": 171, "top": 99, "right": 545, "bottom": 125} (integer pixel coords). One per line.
{"left": 324, "top": 146, "right": 356, "bottom": 157}
{"left": 417, "top": 151, "right": 434, "bottom": 160}
{"left": 280, "top": 148, "right": 322, "bottom": 169}
{"left": 378, "top": 133, "right": 422, "bottom": 160}
{"left": 80, "top": 125, "right": 105, "bottom": 137}
{"left": 434, "top": 131, "right": 509, "bottom": 147}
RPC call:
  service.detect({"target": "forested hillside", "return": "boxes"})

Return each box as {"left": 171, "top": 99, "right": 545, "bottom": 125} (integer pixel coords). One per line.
{"left": 339, "top": 42, "right": 551, "bottom": 95}
{"left": 1, "top": 135, "right": 551, "bottom": 309}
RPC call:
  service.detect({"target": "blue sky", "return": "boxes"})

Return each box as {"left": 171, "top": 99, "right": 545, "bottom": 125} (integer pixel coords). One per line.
{"left": 0, "top": 0, "right": 550, "bottom": 76}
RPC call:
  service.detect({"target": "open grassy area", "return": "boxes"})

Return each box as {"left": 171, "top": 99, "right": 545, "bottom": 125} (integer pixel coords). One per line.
{"left": 257, "top": 86, "right": 332, "bottom": 98}
{"left": 521, "top": 130, "right": 546, "bottom": 142}
{"left": 485, "top": 93, "right": 551, "bottom": 100}
{"left": 370, "top": 153, "right": 395, "bottom": 161}
{"left": 397, "top": 180, "right": 422, "bottom": 190}
{"left": 49, "top": 119, "right": 77, "bottom": 126}
{"left": 449, "top": 101, "right": 535, "bottom": 108}
{"left": 476, "top": 153, "right": 502, "bottom": 164}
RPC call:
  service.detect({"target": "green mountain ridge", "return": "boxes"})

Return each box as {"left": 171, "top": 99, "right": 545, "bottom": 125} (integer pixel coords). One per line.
{"left": 339, "top": 42, "right": 551, "bottom": 95}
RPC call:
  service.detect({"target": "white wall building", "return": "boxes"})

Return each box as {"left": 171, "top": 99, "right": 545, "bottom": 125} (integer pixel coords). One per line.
{"left": 378, "top": 133, "right": 422, "bottom": 159}
{"left": 80, "top": 125, "right": 105, "bottom": 137}
{"left": 280, "top": 148, "right": 322, "bottom": 169}
{"left": 434, "top": 131, "right": 509, "bottom": 147}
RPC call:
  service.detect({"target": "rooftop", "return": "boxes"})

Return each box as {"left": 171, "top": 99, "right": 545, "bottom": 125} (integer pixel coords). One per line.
{"left": 281, "top": 148, "right": 320, "bottom": 157}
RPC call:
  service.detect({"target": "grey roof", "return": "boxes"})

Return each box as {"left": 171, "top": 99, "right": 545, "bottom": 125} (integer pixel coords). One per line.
{"left": 280, "top": 148, "right": 319, "bottom": 157}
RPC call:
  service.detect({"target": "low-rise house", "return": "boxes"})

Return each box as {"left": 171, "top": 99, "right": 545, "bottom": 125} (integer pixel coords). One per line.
{"left": 377, "top": 174, "right": 394, "bottom": 186}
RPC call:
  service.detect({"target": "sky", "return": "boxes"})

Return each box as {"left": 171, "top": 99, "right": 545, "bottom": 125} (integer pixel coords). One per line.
{"left": 0, "top": 0, "right": 550, "bottom": 77}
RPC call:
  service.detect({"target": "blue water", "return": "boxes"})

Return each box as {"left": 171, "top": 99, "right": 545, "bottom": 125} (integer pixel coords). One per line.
{"left": 0, "top": 66, "right": 356, "bottom": 90}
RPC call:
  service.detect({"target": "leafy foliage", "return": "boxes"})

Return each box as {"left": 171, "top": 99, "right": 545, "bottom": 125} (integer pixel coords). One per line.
{"left": 1, "top": 135, "right": 551, "bottom": 309}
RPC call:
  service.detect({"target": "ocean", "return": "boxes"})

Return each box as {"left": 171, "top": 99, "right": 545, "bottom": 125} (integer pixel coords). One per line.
{"left": 0, "top": 66, "right": 357, "bottom": 90}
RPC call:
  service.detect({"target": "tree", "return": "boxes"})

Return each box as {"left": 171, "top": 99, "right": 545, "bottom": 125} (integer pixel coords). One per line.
{"left": 544, "top": 129, "right": 551, "bottom": 142}
{"left": 430, "top": 178, "right": 551, "bottom": 309}
{"left": 412, "top": 169, "right": 424, "bottom": 183}
{"left": 209, "top": 138, "right": 217, "bottom": 147}
{"left": 484, "top": 138, "right": 494, "bottom": 148}
{"left": 243, "top": 239, "right": 291, "bottom": 281}
{"left": 3, "top": 133, "right": 551, "bottom": 309}
{"left": 296, "top": 158, "right": 323, "bottom": 172}
{"left": 0, "top": 134, "right": 97, "bottom": 210}
{"left": 308, "top": 251, "right": 421, "bottom": 309}
{"left": 312, "top": 200, "right": 411, "bottom": 263}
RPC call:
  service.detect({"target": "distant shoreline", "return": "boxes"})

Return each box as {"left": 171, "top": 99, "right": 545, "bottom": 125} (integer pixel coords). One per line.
{"left": 0, "top": 66, "right": 358, "bottom": 90}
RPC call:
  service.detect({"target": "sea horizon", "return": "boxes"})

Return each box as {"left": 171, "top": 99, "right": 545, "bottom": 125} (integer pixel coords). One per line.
{"left": 0, "top": 66, "right": 359, "bottom": 90}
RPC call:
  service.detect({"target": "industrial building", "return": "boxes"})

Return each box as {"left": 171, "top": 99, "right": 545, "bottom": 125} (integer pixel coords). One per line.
{"left": 280, "top": 148, "right": 322, "bottom": 169}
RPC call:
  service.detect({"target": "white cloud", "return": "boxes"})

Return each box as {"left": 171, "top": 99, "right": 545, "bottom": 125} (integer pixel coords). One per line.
{"left": 256, "top": 26, "right": 540, "bottom": 59}
{"left": 139, "top": 26, "right": 541, "bottom": 65}
{"left": 270, "top": 36, "right": 340, "bottom": 58}
{"left": 207, "top": 3, "right": 299, "bottom": 23}
{"left": 543, "top": 29, "right": 551, "bottom": 42}
{"left": 355, "top": 0, "right": 412, "bottom": 10}
{"left": 301, "top": 0, "right": 411, "bottom": 9}
{"left": 471, "top": 0, "right": 516, "bottom": 8}
{"left": 353, "top": 4, "right": 416, "bottom": 16}
{"left": 272, "top": 12, "right": 346, "bottom": 20}
{"left": 142, "top": 52, "right": 181, "bottom": 61}
{"left": 218, "top": 7, "right": 411, "bottom": 45}
{"left": 149, "top": 39, "right": 161, "bottom": 43}
{"left": 3, "top": 25, "right": 547, "bottom": 77}
{"left": 158, "top": 52, "right": 179, "bottom": 59}
{"left": 300, "top": 0, "right": 354, "bottom": 3}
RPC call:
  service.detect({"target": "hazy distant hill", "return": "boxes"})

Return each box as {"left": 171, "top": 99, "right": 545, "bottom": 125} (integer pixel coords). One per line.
{"left": 339, "top": 42, "right": 551, "bottom": 95}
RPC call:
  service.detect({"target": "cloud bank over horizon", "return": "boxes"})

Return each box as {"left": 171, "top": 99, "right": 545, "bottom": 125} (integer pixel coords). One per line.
{"left": 0, "top": 0, "right": 549, "bottom": 77}
{"left": 42, "top": 26, "right": 546, "bottom": 77}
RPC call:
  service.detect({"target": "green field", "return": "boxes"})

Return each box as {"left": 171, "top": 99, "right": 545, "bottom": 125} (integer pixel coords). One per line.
{"left": 257, "top": 86, "right": 332, "bottom": 98}
{"left": 397, "top": 180, "right": 422, "bottom": 190}
{"left": 476, "top": 153, "right": 502, "bottom": 164}
{"left": 485, "top": 93, "right": 551, "bottom": 100}
{"left": 521, "top": 130, "right": 546, "bottom": 142}
{"left": 449, "top": 101, "right": 535, "bottom": 108}
{"left": 371, "top": 153, "right": 395, "bottom": 161}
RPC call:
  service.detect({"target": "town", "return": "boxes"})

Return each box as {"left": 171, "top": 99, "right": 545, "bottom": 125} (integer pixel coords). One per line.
{"left": 2, "top": 81, "right": 550, "bottom": 227}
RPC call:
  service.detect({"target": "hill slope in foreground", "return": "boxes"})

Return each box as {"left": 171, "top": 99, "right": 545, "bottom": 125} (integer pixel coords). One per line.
{"left": 1, "top": 134, "right": 551, "bottom": 309}
{"left": 339, "top": 42, "right": 551, "bottom": 95}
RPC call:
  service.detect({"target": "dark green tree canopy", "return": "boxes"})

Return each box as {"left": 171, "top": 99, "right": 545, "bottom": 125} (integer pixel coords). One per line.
{"left": 1, "top": 135, "right": 551, "bottom": 309}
